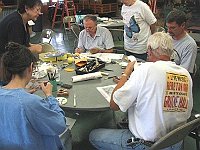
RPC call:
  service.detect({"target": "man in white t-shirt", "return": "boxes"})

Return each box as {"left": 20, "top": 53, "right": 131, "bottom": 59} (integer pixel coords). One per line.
{"left": 75, "top": 15, "right": 114, "bottom": 54}
{"left": 166, "top": 9, "right": 197, "bottom": 76}
{"left": 121, "top": 0, "right": 157, "bottom": 61}
{"left": 89, "top": 32, "right": 193, "bottom": 150}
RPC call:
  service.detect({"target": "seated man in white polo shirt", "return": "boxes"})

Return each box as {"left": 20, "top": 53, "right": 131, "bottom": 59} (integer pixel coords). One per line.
{"left": 75, "top": 14, "right": 114, "bottom": 54}
{"left": 89, "top": 32, "right": 193, "bottom": 150}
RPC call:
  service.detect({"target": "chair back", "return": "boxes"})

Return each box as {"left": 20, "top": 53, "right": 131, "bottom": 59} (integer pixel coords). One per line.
{"left": 68, "top": 23, "right": 81, "bottom": 50}
{"left": 63, "top": 16, "right": 76, "bottom": 30}
{"left": 40, "top": 43, "right": 56, "bottom": 53}
{"left": 63, "top": 16, "right": 76, "bottom": 23}
{"left": 70, "top": 23, "right": 80, "bottom": 39}
{"left": 40, "top": 29, "right": 55, "bottom": 43}
{"left": 109, "top": 29, "right": 124, "bottom": 53}
{"left": 150, "top": 118, "right": 200, "bottom": 150}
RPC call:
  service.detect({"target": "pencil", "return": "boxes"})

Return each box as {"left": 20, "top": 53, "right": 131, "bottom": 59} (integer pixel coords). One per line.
{"left": 73, "top": 94, "right": 76, "bottom": 107}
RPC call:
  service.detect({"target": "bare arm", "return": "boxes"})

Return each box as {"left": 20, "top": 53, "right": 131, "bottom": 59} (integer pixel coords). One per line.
{"left": 90, "top": 48, "right": 114, "bottom": 54}
{"left": 29, "top": 43, "right": 42, "bottom": 54}
{"left": 150, "top": 23, "right": 156, "bottom": 34}
{"left": 110, "top": 61, "right": 135, "bottom": 111}
{"left": 103, "top": 48, "right": 113, "bottom": 53}
{"left": 75, "top": 48, "right": 84, "bottom": 53}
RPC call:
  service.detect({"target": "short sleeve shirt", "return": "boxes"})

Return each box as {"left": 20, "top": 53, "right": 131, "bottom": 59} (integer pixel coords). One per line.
{"left": 173, "top": 33, "right": 197, "bottom": 73}
{"left": 113, "top": 61, "right": 193, "bottom": 141}
{"left": 121, "top": 0, "right": 157, "bottom": 54}
{"left": 77, "top": 26, "right": 114, "bottom": 51}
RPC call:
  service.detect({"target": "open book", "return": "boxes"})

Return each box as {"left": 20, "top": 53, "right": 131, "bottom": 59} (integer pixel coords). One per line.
{"left": 96, "top": 84, "right": 116, "bottom": 102}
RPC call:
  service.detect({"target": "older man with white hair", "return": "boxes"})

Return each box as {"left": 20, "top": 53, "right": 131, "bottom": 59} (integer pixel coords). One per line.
{"left": 89, "top": 32, "right": 193, "bottom": 150}
{"left": 75, "top": 14, "right": 114, "bottom": 54}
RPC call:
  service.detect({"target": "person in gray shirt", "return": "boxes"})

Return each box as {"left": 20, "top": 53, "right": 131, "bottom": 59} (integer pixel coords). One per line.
{"left": 75, "top": 15, "right": 114, "bottom": 54}
{"left": 166, "top": 9, "right": 197, "bottom": 76}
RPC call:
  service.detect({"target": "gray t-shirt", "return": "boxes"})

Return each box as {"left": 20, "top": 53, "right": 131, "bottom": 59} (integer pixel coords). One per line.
{"left": 173, "top": 33, "right": 197, "bottom": 73}
{"left": 77, "top": 26, "right": 114, "bottom": 51}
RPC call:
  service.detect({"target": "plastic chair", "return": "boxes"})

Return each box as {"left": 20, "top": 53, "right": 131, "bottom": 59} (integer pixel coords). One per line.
{"left": 71, "top": 23, "right": 80, "bottom": 39}
{"left": 40, "top": 43, "right": 56, "bottom": 53}
{"left": 150, "top": 118, "right": 200, "bottom": 150}
{"left": 40, "top": 29, "right": 55, "bottom": 44}
{"left": 70, "top": 23, "right": 81, "bottom": 49}
{"left": 63, "top": 16, "right": 76, "bottom": 40}
{"left": 109, "top": 29, "right": 124, "bottom": 54}
{"left": 188, "top": 113, "right": 200, "bottom": 150}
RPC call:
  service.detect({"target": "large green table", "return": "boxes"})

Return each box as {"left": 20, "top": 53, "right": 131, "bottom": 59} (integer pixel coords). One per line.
{"left": 35, "top": 62, "right": 123, "bottom": 111}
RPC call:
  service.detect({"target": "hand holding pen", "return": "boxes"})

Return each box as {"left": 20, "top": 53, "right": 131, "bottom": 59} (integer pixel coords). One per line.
{"left": 40, "top": 81, "right": 53, "bottom": 97}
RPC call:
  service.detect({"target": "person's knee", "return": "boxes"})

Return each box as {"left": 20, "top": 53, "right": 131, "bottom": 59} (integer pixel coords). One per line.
{"left": 89, "top": 128, "right": 108, "bottom": 145}
{"left": 89, "top": 129, "right": 100, "bottom": 143}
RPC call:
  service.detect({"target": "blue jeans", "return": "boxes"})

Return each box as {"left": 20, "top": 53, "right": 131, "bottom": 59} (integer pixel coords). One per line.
{"left": 89, "top": 129, "right": 183, "bottom": 150}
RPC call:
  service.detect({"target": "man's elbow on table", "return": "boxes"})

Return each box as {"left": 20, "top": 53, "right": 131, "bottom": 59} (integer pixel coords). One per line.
{"left": 75, "top": 47, "right": 84, "bottom": 53}
{"left": 110, "top": 98, "right": 120, "bottom": 111}
{"left": 90, "top": 48, "right": 114, "bottom": 54}
{"left": 104, "top": 48, "right": 114, "bottom": 53}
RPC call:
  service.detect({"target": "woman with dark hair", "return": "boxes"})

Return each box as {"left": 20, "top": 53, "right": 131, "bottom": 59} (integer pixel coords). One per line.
{"left": 0, "top": 42, "right": 69, "bottom": 150}
{"left": 0, "top": 0, "right": 43, "bottom": 58}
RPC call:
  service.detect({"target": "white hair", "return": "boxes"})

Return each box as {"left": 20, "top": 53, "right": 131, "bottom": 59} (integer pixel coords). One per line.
{"left": 147, "top": 32, "right": 174, "bottom": 56}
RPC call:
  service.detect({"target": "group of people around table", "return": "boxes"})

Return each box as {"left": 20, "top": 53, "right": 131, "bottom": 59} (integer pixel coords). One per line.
{"left": 75, "top": 0, "right": 197, "bottom": 76}
{"left": 0, "top": 0, "right": 197, "bottom": 149}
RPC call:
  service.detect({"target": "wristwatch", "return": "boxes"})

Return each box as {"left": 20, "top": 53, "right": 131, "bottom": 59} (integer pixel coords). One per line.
{"left": 121, "top": 73, "right": 129, "bottom": 79}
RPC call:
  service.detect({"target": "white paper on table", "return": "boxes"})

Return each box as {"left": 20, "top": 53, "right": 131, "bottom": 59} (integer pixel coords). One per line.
{"left": 98, "top": 17, "right": 109, "bottom": 21}
{"left": 127, "top": 55, "right": 136, "bottom": 62}
{"left": 79, "top": 53, "right": 124, "bottom": 62}
{"left": 119, "top": 61, "right": 142, "bottom": 70}
{"left": 98, "top": 23, "right": 108, "bottom": 27}
{"left": 96, "top": 84, "right": 116, "bottom": 102}
{"left": 93, "top": 53, "right": 124, "bottom": 60}
{"left": 72, "top": 72, "right": 102, "bottom": 83}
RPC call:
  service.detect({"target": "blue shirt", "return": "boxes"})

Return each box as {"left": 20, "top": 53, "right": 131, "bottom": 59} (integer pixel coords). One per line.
{"left": 0, "top": 88, "right": 67, "bottom": 150}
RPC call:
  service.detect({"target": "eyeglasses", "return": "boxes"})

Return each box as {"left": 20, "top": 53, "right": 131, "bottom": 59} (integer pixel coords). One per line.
{"left": 84, "top": 26, "right": 96, "bottom": 30}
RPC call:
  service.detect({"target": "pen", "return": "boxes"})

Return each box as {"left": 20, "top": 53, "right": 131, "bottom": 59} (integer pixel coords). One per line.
{"left": 73, "top": 94, "right": 76, "bottom": 107}
{"left": 105, "top": 76, "right": 117, "bottom": 80}
{"left": 102, "top": 68, "right": 113, "bottom": 72}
